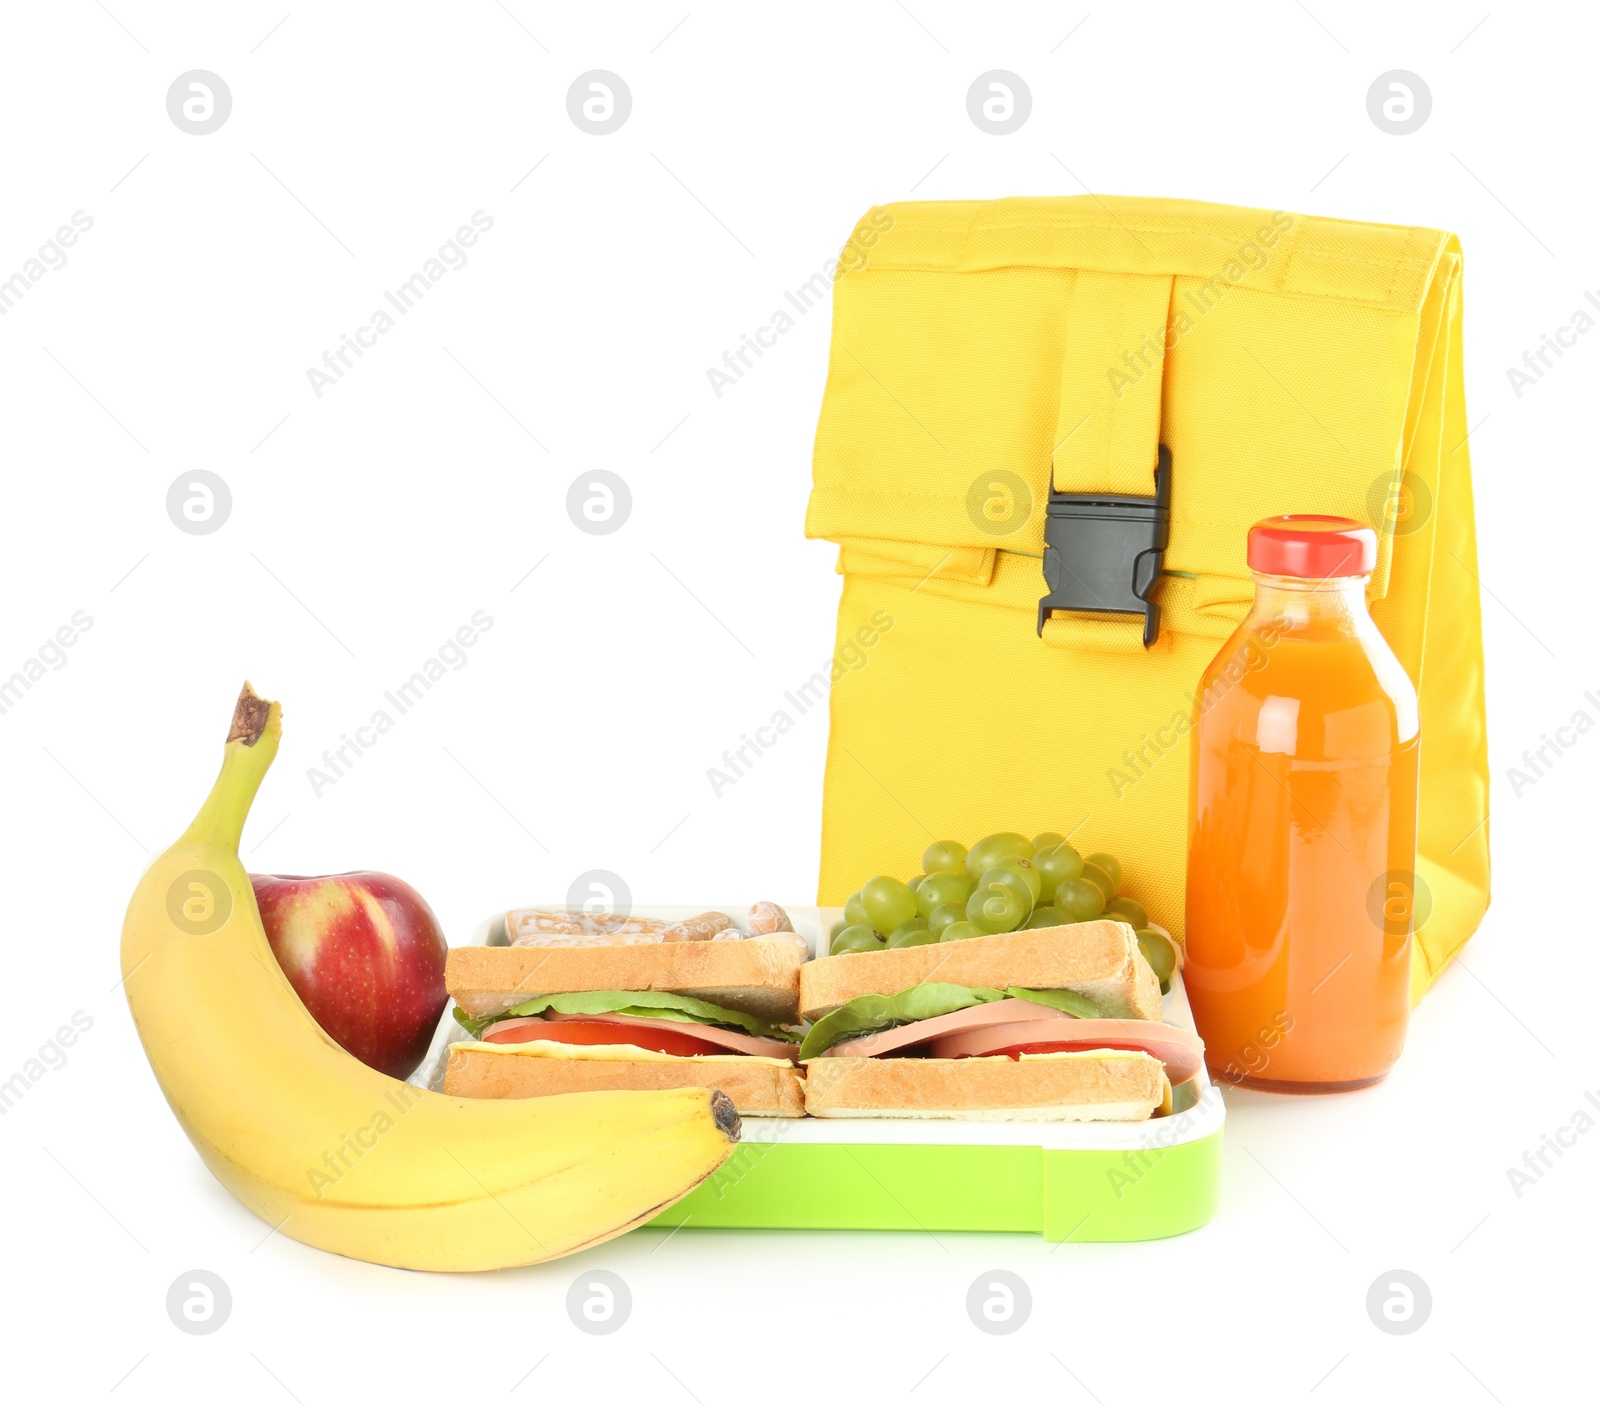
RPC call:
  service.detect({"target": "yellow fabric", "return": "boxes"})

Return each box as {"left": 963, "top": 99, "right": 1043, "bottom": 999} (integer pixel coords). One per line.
{"left": 1052, "top": 269, "right": 1173, "bottom": 496}
{"left": 1037, "top": 269, "right": 1174, "bottom": 654}
{"left": 806, "top": 196, "right": 1489, "bottom": 1001}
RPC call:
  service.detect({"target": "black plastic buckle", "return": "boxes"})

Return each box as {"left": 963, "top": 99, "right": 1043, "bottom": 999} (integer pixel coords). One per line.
{"left": 1037, "top": 445, "right": 1172, "bottom": 648}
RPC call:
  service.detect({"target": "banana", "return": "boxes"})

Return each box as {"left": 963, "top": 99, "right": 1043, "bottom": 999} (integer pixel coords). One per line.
{"left": 120, "top": 683, "right": 739, "bottom": 1272}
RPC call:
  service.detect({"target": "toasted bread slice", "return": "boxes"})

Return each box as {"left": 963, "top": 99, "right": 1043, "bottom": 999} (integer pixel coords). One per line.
{"left": 443, "top": 1043, "right": 805, "bottom": 1117}
{"left": 446, "top": 940, "right": 803, "bottom": 1023}
{"left": 799, "top": 921, "right": 1160, "bottom": 1023}
{"left": 803, "top": 1050, "right": 1166, "bottom": 1121}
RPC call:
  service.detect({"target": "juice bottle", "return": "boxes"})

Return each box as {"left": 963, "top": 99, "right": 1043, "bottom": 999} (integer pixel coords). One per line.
{"left": 1184, "top": 516, "right": 1419, "bottom": 1092}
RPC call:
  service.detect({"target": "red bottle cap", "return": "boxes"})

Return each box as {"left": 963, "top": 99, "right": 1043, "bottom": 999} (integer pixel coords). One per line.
{"left": 1247, "top": 515, "right": 1377, "bottom": 579}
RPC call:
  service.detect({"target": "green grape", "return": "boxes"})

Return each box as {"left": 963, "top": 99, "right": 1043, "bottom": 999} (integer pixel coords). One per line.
{"left": 940, "top": 921, "right": 985, "bottom": 942}
{"left": 1023, "top": 905, "right": 1070, "bottom": 930}
{"left": 1084, "top": 852, "right": 1123, "bottom": 892}
{"left": 844, "top": 892, "right": 870, "bottom": 928}
{"left": 964, "top": 832, "right": 1034, "bottom": 881}
{"left": 1135, "top": 929, "right": 1176, "bottom": 985}
{"left": 916, "top": 871, "right": 973, "bottom": 919}
{"left": 1054, "top": 876, "right": 1106, "bottom": 922}
{"left": 1105, "top": 896, "right": 1148, "bottom": 929}
{"left": 990, "top": 856, "right": 1043, "bottom": 903}
{"left": 907, "top": 875, "right": 926, "bottom": 895}
{"left": 926, "top": 901, "right": 966, "bottom": 936}
{"left": 861, "top": 875, "right": 919, "bottom": 931}
{"left": 1033, "top": 843, "right": 1084, "bottom": 895}
{"left": 1031, "top": 831, "right": 1066, "bottom": 853}
{"left": 1080, "top": 861, "right": 1116, "bottom": 902}
{"left": 888, "top": 924, "right": 938, "bottom": 948}
{"left": 966, "top": 880, "right": 1031, "bottom": 934}
{"left": 977, "top": 865, "right": 1036, "bottom": 915}
{"left": 832, "top": 924, "right": 884, "bottom": 955}
{"left": 921, "top": 840, "right": 968, "bottom": 877}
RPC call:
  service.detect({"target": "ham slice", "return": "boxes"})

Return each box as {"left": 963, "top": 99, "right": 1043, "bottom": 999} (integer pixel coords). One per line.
{"left": 479, "top": 1012, "right": 800, "bottom": 1062}
{"left": 817, "top": 999, "right": 1203, "bottom": 1084}
{"left": 927, "top": 1018, "right": 1205, "bottom": 1085}
{"left": 822, "top": 998, "right": 1074, "bottom": 1058}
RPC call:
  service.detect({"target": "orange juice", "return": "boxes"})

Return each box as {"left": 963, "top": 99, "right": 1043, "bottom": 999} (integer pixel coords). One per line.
{"left": 1185, "top": 517, "right": 1419, "bottom": 1091}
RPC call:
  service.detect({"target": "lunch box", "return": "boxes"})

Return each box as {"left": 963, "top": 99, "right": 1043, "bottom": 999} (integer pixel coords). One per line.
{"left": 413, "top": 905, "right": 1223, "bottom": 1242}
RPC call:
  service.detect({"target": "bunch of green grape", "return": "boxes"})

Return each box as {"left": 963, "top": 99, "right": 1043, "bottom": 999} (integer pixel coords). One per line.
{"left": 832, "top": 832, "right": 1177, "bottom": 990}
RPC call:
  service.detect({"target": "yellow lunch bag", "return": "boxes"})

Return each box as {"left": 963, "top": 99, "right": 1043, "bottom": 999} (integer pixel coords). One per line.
{"left": 806, "top": 195, "right": 1489, "bottom": 1001}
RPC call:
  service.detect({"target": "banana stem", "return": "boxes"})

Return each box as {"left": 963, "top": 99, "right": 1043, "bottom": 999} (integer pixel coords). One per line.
{"left": 181, "top": 683, "right": 282, "bottom": 854}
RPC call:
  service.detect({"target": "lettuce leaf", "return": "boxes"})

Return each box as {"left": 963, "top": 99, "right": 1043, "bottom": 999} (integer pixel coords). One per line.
{"left": 454, "top": 989, "right": 800, "bottom": 1043}
{"left": 1005, "top": 987, "right": 1101, "bottom": 1019}
{"left": 798, "top": 983, "right": 1103, "bottom": 1059}
{"left": 453, "top": 1005, "right": 494, "bottom": 1039}
{"left": 798, "top": 984, "right": 1006, "bottom": 1060}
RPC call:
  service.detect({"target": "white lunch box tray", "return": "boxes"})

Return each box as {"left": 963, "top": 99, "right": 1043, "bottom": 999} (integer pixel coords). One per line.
{"left": 412, "top": 906, "right": 1224, "bottom": 1241}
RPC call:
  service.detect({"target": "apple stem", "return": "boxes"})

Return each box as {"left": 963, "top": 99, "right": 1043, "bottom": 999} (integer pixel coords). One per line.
{"left": 182, "top": 683, "right": 282, "bottom": 855}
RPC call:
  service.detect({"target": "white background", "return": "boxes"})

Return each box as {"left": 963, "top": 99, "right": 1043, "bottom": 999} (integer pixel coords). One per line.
{"left": 1, "top": 2, "right": 1591, "bottom": 1402}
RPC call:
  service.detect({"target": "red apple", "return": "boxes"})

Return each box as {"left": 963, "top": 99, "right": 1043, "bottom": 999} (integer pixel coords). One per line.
{"left": 251, "top": 871, "right": 448, "bottom": 1080}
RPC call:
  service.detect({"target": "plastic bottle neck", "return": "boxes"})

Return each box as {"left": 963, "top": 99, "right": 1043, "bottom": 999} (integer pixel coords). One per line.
{"left": 1249, "top": 571, "right": 1373, "bottom": 639}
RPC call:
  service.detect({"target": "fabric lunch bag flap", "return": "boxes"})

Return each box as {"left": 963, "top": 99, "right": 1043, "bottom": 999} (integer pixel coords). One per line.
{"left": 806, "top": 195, "right": 1488, "bottom": 1000}
{"left": 809, "top": 197, "right": 1459, "bottom": 649}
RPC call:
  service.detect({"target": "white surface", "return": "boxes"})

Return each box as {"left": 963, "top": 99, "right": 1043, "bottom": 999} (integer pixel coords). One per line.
{"left": 0, "top": 2, "right": 1588, "bottom": 1402}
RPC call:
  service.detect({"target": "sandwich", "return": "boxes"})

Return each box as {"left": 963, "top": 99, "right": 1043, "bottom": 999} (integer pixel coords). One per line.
{"left": 443, "top": 905, "right": 808, "bottom": 1116}
{"left": 798, "top": 921, "right": 1203, "bottom": 1122}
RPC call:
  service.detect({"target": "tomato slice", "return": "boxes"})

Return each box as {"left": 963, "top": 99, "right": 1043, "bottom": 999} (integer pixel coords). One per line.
{"left": 982, "top": 1040, "right": 1162, "bottom": 1061}
{"left": 481, "top": 1017, "right": 726, "bottom": 1058}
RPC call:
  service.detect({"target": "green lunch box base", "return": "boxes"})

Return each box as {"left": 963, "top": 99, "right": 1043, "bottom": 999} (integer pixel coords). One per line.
{"left": 650, "top": 1117, "right": 1222, "bottom": 1242}
{"left": 415, "top": 906, "right": 1224, "bottom": 1243}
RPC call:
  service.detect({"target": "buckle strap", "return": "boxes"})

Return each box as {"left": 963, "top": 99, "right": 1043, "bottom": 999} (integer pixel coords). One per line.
{"left": 1040, "top": 269, "right": 1174, "bottom": 648}
{"left": 1038, "top": 446, "right": 1172, "bottom": 646}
